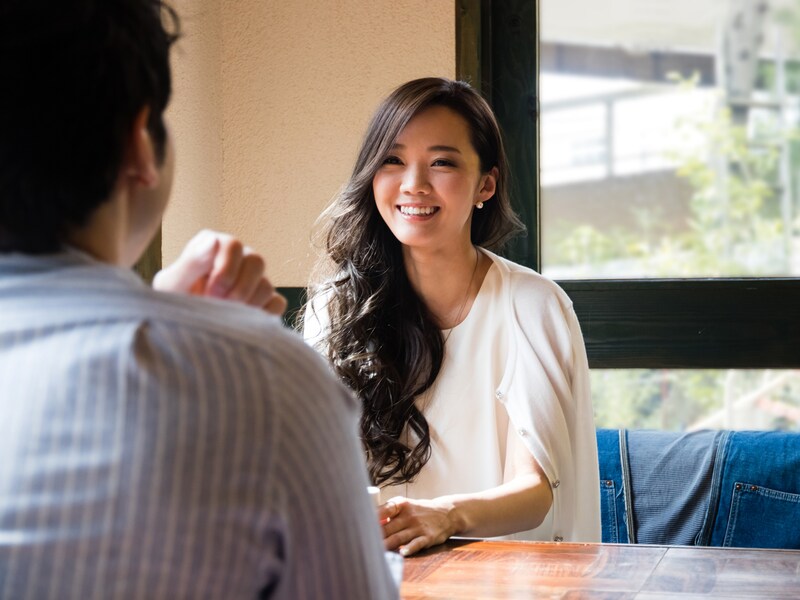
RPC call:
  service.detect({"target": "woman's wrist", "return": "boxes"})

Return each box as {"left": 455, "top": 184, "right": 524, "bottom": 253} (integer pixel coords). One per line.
{"left": 435, "top": 475, "right": 551, "bottom": 539}
{"left": 438, "top": 494, "right": 478, "bottom": 537}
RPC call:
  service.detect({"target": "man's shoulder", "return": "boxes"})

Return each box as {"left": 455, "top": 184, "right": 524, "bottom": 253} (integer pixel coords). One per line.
{"left": 145, "top": 289, "right": 353, "bottom": 404}
{"left": 0, "top": 256, "right": 319, "bottom": 369}
{"left": 146, "top": 287, "right": 299, "bottom": 354}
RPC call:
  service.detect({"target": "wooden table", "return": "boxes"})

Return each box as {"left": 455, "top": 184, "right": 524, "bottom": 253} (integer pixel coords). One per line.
{"left": 400, "top": 539, "right": 800, "bottom": 598}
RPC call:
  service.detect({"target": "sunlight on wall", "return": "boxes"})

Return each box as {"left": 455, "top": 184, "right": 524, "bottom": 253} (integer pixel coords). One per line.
{"left": 165, "top": 0, "right": 455, "bottom": 285}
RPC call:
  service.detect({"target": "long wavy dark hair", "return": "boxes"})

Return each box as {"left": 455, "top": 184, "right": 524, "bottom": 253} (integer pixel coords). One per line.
{"left": 305, "top": 78, "right": 524, "bottom": 486}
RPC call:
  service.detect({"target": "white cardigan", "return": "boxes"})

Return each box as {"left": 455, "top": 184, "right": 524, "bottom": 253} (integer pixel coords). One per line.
{"left": 304, "top": 248, "right": 601, "bottom": 543}
{"left": 479, "top": 249, "right": 600, "bottom": 542}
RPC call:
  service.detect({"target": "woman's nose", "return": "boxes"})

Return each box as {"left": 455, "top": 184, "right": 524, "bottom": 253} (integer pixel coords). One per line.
{"left": 400, "top": 165, "right": 431, "bottom": 195}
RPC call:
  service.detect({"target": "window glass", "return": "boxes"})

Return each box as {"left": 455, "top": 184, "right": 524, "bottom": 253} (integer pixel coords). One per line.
{"left": 593, "top": 369, "right": 800, "bottom": 431}
{"left": 540, "top": 0, "right": 800, "bottom": 278}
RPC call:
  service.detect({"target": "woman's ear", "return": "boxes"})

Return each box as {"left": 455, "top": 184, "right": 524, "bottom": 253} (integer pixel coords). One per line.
{"left": 124, "top": 106, "right": 159, "bottom": 188}
{"left": 477, "top": 166, "right": 499, "bottom": 204}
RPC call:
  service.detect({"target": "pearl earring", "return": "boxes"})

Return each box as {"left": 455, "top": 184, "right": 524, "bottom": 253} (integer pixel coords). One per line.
{"left": 476, "top": 202, "right": 484, "bottom": 209}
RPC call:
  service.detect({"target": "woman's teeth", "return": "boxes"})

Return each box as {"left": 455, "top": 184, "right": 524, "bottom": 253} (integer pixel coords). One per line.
{"left": 399, "top": 206, "right": 437, "bottom": 216}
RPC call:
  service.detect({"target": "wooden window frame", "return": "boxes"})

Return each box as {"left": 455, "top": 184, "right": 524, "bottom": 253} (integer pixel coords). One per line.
{"left": 458, "top": 0, "right": 800, "bottom": 369}
{"left": 133, "top": 227, "right": 162, "bottom": 284}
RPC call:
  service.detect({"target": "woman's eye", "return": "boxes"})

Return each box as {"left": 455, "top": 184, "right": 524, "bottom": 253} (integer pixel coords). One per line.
{"left": 432, "top": 158, "right": 456, "bottom": 167}
{"left": 382, "top": 156, "right": 402, "bottom": 165}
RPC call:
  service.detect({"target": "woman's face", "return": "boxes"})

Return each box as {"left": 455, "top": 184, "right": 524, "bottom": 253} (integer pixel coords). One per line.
{"left": 372, "top": 105, "right": 496, "bottom": 254}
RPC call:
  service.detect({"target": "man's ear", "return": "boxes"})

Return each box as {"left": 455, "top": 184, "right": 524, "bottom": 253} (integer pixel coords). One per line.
{"left": 477, "top": 166, "right": 499, "bottom": 204}
{"left": 124, "top": 106, "right": 159, "bottom": 189}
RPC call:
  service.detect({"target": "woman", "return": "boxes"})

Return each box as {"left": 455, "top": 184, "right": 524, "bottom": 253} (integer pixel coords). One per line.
{"left": 304, "top": 77, "right": 600, "bottom": 556}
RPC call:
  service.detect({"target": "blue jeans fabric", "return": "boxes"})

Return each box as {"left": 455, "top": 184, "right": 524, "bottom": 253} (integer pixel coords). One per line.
{"left": 703, "top": 431, "right": 800, "bottom": 548}
{"left": 596, "top": 429, "right": 800, "bottom": 549}
{"left": 596, "top": 429, "right": 630, "bottom": 543}
{"left": 627, "top": 429, "right": 721, "bottom": 545}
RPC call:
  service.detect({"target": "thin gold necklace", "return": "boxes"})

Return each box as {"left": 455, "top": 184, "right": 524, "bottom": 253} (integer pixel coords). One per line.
{"left": 443, "top": 246, "right": 480, "bottom": 345}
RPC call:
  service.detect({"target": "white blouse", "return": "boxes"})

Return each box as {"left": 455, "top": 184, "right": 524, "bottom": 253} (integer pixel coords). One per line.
{"left": 305, "top": 248, "right": 601, "bottom": 543}
{"left": 380, "top": 263, "right": 507, "bottom": 491}
{"left": 380, "top": 259, "right": 555, "bottom": 540}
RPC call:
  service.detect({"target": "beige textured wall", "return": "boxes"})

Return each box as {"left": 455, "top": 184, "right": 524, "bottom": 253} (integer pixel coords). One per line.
{"left": 165, "top": 0, "right": 455, "bottom": 285}
{"left": 164, "top": 0, "right": 225, "bottom": 263}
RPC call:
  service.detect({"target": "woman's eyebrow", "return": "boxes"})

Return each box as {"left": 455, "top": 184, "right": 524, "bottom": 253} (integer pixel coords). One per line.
{"left": 429, "top": 145, "right": 461, "bottom": 154}
{"left": 390, "top": 143, "right": 462, "bottom": 154}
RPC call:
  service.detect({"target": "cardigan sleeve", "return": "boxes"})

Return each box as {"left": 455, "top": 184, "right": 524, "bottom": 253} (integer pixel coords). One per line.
{"left": 502, "top": 272, "right": 601, "bottom": 543}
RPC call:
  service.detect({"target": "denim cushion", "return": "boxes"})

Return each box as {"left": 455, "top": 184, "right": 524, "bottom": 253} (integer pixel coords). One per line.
{"left": 707, "top": 431, "right": 800, "bottom": 549}
{"left": 596, "top": 429, "right": 629, "bottom": 543}
{"left": 626, "top": 429, "right": 721, "bottom": 546}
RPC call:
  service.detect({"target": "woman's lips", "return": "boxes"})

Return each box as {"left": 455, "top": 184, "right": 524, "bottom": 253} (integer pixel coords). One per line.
{"left": 398, "top": 205, "right": 439, "bottom": 217}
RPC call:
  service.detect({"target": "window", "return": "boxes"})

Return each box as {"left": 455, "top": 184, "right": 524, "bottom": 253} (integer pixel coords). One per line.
{"left": 457, "top": 0, "right": 800, "bottom": 431}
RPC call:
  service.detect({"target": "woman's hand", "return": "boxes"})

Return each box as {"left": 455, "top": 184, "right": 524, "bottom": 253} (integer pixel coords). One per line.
{"left": 378, "top": 496, "right": 462, "bottom": 557}
{"left": 377, "top": 459, "right": 553, "bottom": 558}
{"left": 153, "top": 229, "right": 287, "bottom": 315}
{"left": 376, "top": 443, "right": 554, "bottom": 558}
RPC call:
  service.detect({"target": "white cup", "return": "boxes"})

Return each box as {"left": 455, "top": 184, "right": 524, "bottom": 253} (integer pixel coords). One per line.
{"left": 367, "top": 486, "right": 381, "bottom": 510}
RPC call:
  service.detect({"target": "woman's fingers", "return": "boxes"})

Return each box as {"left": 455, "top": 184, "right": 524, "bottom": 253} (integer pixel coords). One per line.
{"left": 381, "top": 511, "right": 409, "bottom": 539}
{"left": 398, "top": 536, "right": 429, "bottom": 557}
{"left": 382, "top": 520, "right": 417, "bottom": 551}
{"left": 378, "top": 497, "right": 404, "bottom": 525}
{"left": 383, "top": 523, "right": 431, "bottom": 557}
{"left": 380, "top": 497, "right": 453, "bottom": 556}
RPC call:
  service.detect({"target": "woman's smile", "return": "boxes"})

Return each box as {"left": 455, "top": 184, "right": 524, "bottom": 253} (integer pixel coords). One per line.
{"left": 373, "top": 105, "right": 494, "bottom": 251}
{"left": 398, "top": 205, "right": 440, "bottom": 218}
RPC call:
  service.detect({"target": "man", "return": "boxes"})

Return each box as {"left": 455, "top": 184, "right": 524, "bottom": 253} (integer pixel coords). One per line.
{"left": 0, "top": 1, "right": 396, "bottom": 597}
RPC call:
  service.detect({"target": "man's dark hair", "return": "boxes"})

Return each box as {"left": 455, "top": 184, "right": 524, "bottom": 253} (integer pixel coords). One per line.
{"left": 0, "top": 0, "right": 180, "bottom": 253}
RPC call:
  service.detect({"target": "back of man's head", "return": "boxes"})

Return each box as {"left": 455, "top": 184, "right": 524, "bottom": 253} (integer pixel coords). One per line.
{"left": 0, "top": 0, "right": 180, "bottom": 254}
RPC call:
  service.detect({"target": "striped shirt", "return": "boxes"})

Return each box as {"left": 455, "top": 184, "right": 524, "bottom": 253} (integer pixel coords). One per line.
{"left": 0, "top": 250, "right": 397, "bottom": 599}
